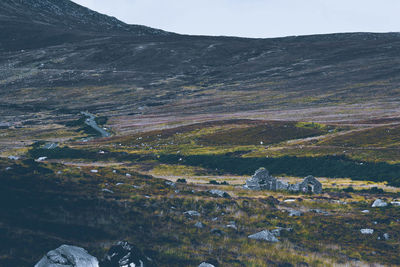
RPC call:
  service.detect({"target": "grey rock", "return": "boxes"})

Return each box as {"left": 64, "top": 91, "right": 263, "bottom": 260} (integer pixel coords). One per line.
{"left": 210, "top": 228, "right": 225, "bottom": 236}
{"left": 101, "top": 241, "right": 148, "bottom": 267}
{"left": 165, "top": 181, "right": 176, "bottom": 187}
{"left": 288, "top": 209, "right": 302, "bottom": 216}
{"left": 209, "top": 189, "right": 230, "bottom": 198}
{"left": 102, "top": 189, "right": 114, "bottom": 194}
{"left": 372, "top": 199, "right": 387, "bottom": 207}
{"left": 296, "top": 175, "right": 323, "bottom": 194}
{"left": 226, "top": 221, "right": 237, "bottom": 230}
{"left": 245, "top": 168, "right": 282, "bottom": 190}
{"left": 390, "top": 201, "right": 400, "bottom": 206}
{"left": 35, "top": 245, "right": 98, "bottom": 267}
{"left": 383, "top": 233, "right": 390, "bottom": 240}
{"left": 271, "top": 227, "right": 292, "bottom": 237}
{"left": 194, "top": 222, "right": 205, "bottom": 228}
{"left": 248, "top": 230, "right": 279, "bottom": 242}
{"left": 199, "top": 263, "right": 215, "bottom": 267}
{"left": 184, "top": 210, "right": 200, "bottom": 217}
{"left": 309, "top": 209, "right": 329, "bottom": 215}
{"left": 360, "top": 229, "right": 374, "bottom": 234}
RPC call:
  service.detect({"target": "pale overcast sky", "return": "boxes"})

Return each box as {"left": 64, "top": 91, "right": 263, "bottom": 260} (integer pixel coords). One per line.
{"left": 71, "top": 0, "right": 400, "bottom": 38}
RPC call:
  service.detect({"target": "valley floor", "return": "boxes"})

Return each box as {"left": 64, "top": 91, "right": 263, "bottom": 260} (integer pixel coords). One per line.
{"left": 1, "top": 115, "right": 400, "bottom": 266}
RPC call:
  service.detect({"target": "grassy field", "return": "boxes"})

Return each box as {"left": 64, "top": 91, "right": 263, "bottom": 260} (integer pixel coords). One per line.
{"left": 2, "top": 117, "right": 400, "bottom": 266}
{"left": 1, "top": 157, "right": 400, "bottom": 266}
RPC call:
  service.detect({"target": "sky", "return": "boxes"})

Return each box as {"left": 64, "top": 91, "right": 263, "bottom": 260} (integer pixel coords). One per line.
{"left": 71, "top": 0, "right": 400, "bottom": 38}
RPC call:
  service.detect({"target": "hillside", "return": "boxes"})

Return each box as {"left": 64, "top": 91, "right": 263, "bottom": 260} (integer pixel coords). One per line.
{"left": 0, "top": 0, "right": 169, "bottom": 50}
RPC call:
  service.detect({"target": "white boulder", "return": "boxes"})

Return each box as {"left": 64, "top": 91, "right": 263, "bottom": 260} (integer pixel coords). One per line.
{"left": 372, "top": 199, "right": 387, "bottom": 207}
{"left": 360, "top": 229, "right": 374, "bottom": 234}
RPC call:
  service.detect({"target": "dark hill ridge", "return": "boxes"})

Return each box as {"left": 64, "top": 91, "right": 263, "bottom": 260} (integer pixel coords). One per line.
{"left": 0, "top": 0, "right": 170, "bottom": 50}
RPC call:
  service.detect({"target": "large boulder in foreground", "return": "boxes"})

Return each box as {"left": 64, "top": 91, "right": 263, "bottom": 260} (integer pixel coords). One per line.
{"left": 100, "top": 241, "right": 148, "bottom": 267}
{"left": 35, "top": 245, "right": 99, "bottom": 267}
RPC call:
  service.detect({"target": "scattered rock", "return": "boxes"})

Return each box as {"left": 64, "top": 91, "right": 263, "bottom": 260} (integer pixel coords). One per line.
{"left": 101, "top": 241, "right": 148, "bottom": 267}
{"left": 271, "top": 227, "right": 292, "bottom": 237}
{"left": 165, "top": 181, "right": 176, "bottom": 187}
{"left": 284, "top": 199, "right": 296, "bottom": 203}
{"left": 36, "top": 156, "right": 47, "bottom": 162}
{"left": 102, "top": 189, "right": 114, "bottom": 194}
{"left": 35, "top": 245, "right": 98, "bottom": 267}
{"left": 210, "top": 228, "right": 225, "bottom": 236}
{"left": 184, "top": 210, "right": 201, "bottom": 217}
{"left": 248, "top": 230, "right": 279, "bottom": 242}
{"left": 361, "top": 210, "right": 370, "bottom": 213}
{"left": 7, "top": 156, "right": 19, "bottom": 160}
{"left": 126, "top": 173, "right": 132, "bottom": 177}
{"left": 245, "top": 168, "right": 322, "bottom": 193}
{"left": 288, "top": 209, "right": 302, "bottom": 216}
{"left": 309, "top": 209, "right": 329, "bottom": 215}
{"left": 390, "top": 201, "right": 400, "bottom": 206}
{"left": 383, "top": 233, "right": 390, "bottom": 240}
{"left": 198, "top": 263, "right": 215, "bottom": 267}
{"left": 209, "top": 189, "right": 230, "bottom": 198}
{"left": 372, "top": 199, "right": 387, "bottom": 207}
{"left": 245, "top": 168, "right": 287, "bottom": 191}
{"left": 360, "top": 229, "right": 374, "bottom": 234}
{"left": 194, "top": 222, "right": 205, "bottom": 228}
{"left": 226, "top": 221, "right": 237, "bottom": 230}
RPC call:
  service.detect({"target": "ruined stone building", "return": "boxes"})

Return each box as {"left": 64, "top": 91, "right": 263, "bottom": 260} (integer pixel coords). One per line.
{"left": 245, "top": 168, "right": 322, "bottom": 194}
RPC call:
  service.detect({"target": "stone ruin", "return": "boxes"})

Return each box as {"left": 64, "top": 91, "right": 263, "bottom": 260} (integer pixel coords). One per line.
{"left": 245, "top": 168, "right": 322, "bottom": 194}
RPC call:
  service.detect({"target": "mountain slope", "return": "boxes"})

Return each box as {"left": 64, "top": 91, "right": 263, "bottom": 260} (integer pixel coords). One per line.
{"left": 0, "top": 0, "right": 169, "bottom": 50}
{"left": 1, "top": 0, "right": 400, "bottom": 134}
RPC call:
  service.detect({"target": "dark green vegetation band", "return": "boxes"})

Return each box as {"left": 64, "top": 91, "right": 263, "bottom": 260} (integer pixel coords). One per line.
{"left": 29, "top": 147, "right": 400, "bottom": 187}
{"left": 158, "top": 154, "right": 400, "bottom": 187}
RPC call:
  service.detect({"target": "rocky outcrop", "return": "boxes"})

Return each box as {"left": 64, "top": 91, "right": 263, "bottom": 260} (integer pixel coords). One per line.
{"left": 372, "top": 199, "right": 388, "bottom": 207}
{"left": 209, "top": 189, "right": 231, "bottom": 198}
{"left": 294, "top": 175, "right": 322, "bottom": 194}
{"left": 194, "top": 221, "right": 205, "bottom": 228}
{"left": 245, "top": 168, "right": 288, "bottom": 191}
{"left": 360, "top": 229, "right": 374, "bottom": 234}
{"left": 100, "top": 241, "right": 148, "bottom": 267}
{"left": 184, "top": 210, "right": 201, "bottom": 217}
{"left": 245, "top": 168, "right": 322, "bottom": 194}
{"left": 35, "top": 245, "right": 99, "bottom": 267}
{"left": 248, "top": 230, "right": 279, "bottom": 242}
